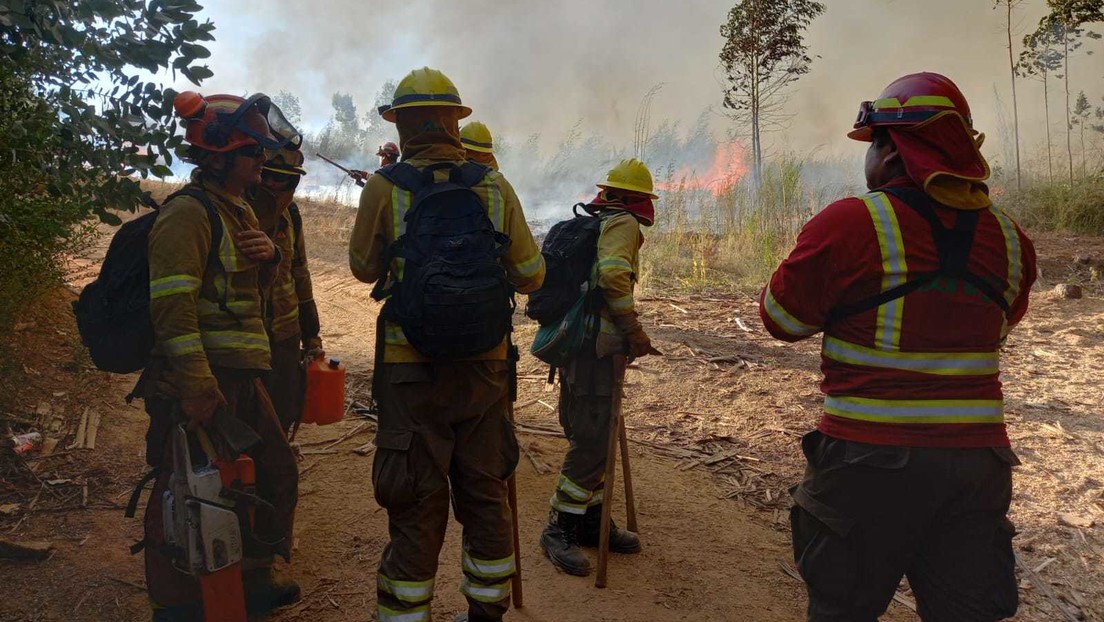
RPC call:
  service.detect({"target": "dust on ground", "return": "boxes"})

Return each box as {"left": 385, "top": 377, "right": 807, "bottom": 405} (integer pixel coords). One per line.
{"left": 0, "top": 194, "right": 1100, "bottom": 621}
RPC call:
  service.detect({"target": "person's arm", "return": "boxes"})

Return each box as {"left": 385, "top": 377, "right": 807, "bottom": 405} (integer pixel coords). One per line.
{"left": 1005, "top": 223, "right": 1037, "bottom": 330}
{"left": 349, "top": 174, "right": 392, "bottom": 284}
{"left": 595, "top": 212, "right": 640, "bottom": 319}
{"left": 292, "top": 208, "right": 322, "bottom": 350}
{"left": 495, "top": 176, "right": 545, "bottom": 293}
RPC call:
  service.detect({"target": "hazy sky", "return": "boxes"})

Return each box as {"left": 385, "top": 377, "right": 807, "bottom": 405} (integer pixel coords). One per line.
{"left": 176, "top": 0, "right": 1103, "bottom": 170}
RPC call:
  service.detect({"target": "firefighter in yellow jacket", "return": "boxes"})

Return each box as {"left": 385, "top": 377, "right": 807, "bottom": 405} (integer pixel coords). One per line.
{"left": 350, "top": 67, "right": 544, "bottom": 622}
{"left": 143, "top": 92, "right": 301, "bottom": 620}
{"left": 540, "top": 159, "right": 660, "bottom": 576}
{"left": 461, "top": 121, "right": 499, "bottom": 171}
{"left": 249, "top": 147, "right": 323, "bottom": 431}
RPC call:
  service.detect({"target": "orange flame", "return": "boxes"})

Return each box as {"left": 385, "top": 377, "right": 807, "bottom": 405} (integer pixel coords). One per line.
{"left": 655, "top": 142, "right": 748, "bottom": 196}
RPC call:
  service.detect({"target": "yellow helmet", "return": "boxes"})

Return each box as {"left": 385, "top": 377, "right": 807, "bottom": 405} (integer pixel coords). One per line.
{"left": 379, "top": 67, "right": 472, "bottom": 123}
{"left": 263, "top": 148, "right": 307, "bottom": 176}
{"left": 597, "top": 158, "right": 658, "bottom": 199}
{"left": 460, "top": 121, "right": 494, "bottom": 153}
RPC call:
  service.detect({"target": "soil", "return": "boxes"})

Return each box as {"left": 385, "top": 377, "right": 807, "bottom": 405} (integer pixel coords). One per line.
{"left": 0, "top": 195, "right": 1100, "bottom": 622}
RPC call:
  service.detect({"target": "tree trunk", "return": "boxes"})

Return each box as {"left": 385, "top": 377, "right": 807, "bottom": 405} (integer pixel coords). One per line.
{"left": 1044, "top": 68, "right": 1054, "bottom": 184}
{"left": 1063, "top": 21, "right": 1073, "bottom": 186}
{"left": 1081, "top": 122, "right": 1087, "bottom": 178}
{"left": 1006, "top": 1, "right": 1022, "bottom": 191}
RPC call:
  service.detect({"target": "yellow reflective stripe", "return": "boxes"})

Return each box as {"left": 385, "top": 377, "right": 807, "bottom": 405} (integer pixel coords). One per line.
{"left": 514, "top": 251, "right": 544, "bottom": 278}
{"left": 606, "top": 294, "right": 634, "bottom": 313}
{"left": 164, "top": 333, "right": 203, "bottom": 357}
{"left": 384, "top": 323, "right": 408, "bottom": 346}
{"left": 486, "top": 176, "right": 504, "bottom": 230}
{"left": 873, "top": 95, "right": 956, "bottom": 110}
{"left": 201, "top": 330, "right": 270, "bottom": 352}
{"left": 377, "top": 574, "right": 434, "bottom": 604}
{"left": 216, "top": 214, "right": 243, "bottom": 272}
{"left": 377, "top": 604, "right": 430, "bottom": 622}
{"left": 824, "top": 395, "right": 1004, "bottom": 424}
{"left": 391, "top": 186, "right": 411, "bottom": 281}
{"left": 556, "top": 474, "right": 591, "bottom": 502}
{"left": 763, "top": 289, "right": 818, "bottom": 337}
{"left": 462, "top": 551, "right": 516, "bottom": 579}
{"left": 150, "top": 275, "right": 201, "bottom": 299}
{"left": 550, "top": 494, "right": 588, "bottom": 515}
{"left": 597, "top": 257, "right": 633, "bottom": 272}
{"left": 862, "top": 192, "right": 908, "bottom": 350}
{"left": 587, "top": 489, "right": 605, "bottom": 506}
{"left": 990, "top": 208, "right": 1023, "bottom": 308}
{"left": 822, "top": 336, "right": 999, "bottom": 376}
{"left": 460, "top": 577, "right": 511, "bottom": 603}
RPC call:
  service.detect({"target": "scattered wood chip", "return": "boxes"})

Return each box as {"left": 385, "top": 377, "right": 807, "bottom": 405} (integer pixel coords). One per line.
{"left": 0, "top": 539, "right": 54, "bottom": 561}
{"left": 0, "top": 504, "right": 20, "bottom": 516}
{"left": 84, "top": 411, "right": 101, "bottom": 450}
{"left": 1059, "top": 513, "right": 1095, "bottom": 529}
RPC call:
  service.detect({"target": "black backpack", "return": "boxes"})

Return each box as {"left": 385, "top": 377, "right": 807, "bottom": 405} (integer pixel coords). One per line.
{"left": 372, "top": 161, "right": 514, "bottom": 359}
{"left": 73, "top": 187, "right": 224, "bottom": 373}
{"left": 525, "top": 204, "right": 603, "bottom": 326}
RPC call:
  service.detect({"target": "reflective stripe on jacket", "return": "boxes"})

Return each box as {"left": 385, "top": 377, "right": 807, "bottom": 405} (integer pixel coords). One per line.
{"left": 759, "top": 183, "right": 1036, "bottom": 447}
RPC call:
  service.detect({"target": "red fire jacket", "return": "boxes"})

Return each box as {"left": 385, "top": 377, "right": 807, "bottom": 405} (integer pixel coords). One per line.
{"left": 760, "top": 181, "right": 1036, "bottom": 448}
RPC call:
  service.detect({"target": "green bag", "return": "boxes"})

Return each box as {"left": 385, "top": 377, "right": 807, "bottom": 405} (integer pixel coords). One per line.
{"left": 530, "top": 294, "right": 596, "bottom": 367}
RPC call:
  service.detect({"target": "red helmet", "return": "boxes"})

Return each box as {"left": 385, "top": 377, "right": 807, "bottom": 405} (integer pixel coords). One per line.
{"left": 376, "top": 142, "right": 399, "bottom": 157}
{"left": 174, "top": 92, "right": 302, "bottom": 153}
{"left": 848, "top": 72, "right": 975, "bottom": 142}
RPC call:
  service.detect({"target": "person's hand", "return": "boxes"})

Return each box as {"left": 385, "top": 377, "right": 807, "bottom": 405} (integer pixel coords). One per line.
{"left": 235, "top": 229, "right": 276, "bottom": 262}
{"left": 301, "top": 340, "right": 324, "bottom": 368}
{"left": 180, "top": 388, "right": 227, "bottom": 429}
{"left": 627, "top": 326, "right": 662, "bottom": 360}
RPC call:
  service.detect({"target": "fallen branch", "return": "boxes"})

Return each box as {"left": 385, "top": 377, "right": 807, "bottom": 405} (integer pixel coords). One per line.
{"left": 108, "top": 576, "right": 147, "bottom": 592}
{"left": 322, "top": 421, "right": 372, "bottom": 451}
{"left": 1015, "top": 553, "right": 1080, "bottom": 622}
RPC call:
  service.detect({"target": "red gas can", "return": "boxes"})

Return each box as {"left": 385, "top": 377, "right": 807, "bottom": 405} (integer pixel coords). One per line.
{"left": 302, "top": 356, "right": 346, "bottom": 425}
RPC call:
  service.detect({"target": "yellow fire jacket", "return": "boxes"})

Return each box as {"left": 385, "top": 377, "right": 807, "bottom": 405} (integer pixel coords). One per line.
{"left": 251, "top": 192, "right": 319, "bottom": 346}
{"left": 349, "top": 160, "right": 545, "bottom": 362}
{"left": 594, "top": 211, "right": 643, "bottom": 357}
{"left": 148, "top": 180, "right": 274, "bottom": 398}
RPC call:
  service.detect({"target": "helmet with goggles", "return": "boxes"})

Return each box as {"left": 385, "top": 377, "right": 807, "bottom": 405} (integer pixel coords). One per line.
{"left": 848, "top": 72, "right": 975, "bottom": 142}
{"left": 174, "top": 91, "right": 302, "bottom": 155}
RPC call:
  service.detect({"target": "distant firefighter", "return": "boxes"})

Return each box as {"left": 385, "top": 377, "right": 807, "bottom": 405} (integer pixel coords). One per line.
{"left": 461, "top": 121, "right": 498, "bottom": 171}
{"left": 377, "top": 141, "right": 400, "bottom": 167}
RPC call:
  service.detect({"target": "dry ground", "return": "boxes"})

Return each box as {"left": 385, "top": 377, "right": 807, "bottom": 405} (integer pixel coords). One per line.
{"left": 0, "top": 193, "right": 1101, "bottom": 621}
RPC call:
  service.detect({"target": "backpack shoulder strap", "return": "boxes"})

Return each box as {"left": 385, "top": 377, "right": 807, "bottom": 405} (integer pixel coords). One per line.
{"left": 375, "top": 162, "right": 425, "bottom": 193}
{"left": 165, "top": 186, "right": 224, "bottom": 272}
{"left": 455, "top": 162, "right": 490, "bottom": 188}
{"left": 288, "top": 202, "right": 303, "bottom": 238}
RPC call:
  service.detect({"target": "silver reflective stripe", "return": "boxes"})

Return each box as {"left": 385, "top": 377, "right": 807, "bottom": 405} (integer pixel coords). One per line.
{"left": 763, "top": 289, "right": 818, "bottom": 337}
{"left": 201, "top": 330, "right": 270, "bottom": 351}
{"left": 822, "top": 336, "right": 999, "bottom": 376}
{"left": 150, "top": 275, "right": 201, "bottom": 299}
{"left": 164, "top": 333, "right": 203, "bottom": 357}
{"left": 377, "top": 605, "right": 430, "bottom": 622}
{"left": 824, "top": 395, "right": 1004, "bottom": 424}
{"left": 990, "top": 207, "right": 1023, "bottom": 308}
{"left": 377, "top": 574, "right": 434, "bottom": 603}
{"left": 460, "top": 577, "right": 511, "bottom": 603}
{"left": 862, "top": 192, "right": 908, "bottom": 350}
{"left": 462, "top": 551, "right": 516, "bottom": 579}
{"left": 550, "top": 494, "right": 588, "bottom": 515}
{"left": 556, "top": 474, "right": 591, "bottom": 502}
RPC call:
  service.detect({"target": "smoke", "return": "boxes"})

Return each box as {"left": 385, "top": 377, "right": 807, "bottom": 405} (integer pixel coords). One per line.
{"left": 177, "top": 0, "right": 1103, "bottom": 209}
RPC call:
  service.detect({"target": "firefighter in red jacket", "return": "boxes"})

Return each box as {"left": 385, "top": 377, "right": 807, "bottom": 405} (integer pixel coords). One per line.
{"left": 761, "top": 72, "right": 1036, "bottom": 622}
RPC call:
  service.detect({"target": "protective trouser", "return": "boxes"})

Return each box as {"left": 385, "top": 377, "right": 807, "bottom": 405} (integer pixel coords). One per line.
{"left": 791, "top": 430, "right": 1019, "bottom": 622}
{"left": 143, "top": 369, "right": 299, "bottom": 609}
{"left": 551, "top": 352, "right": 614, "bottom": 515}
{"left": 373, "top": 361, "right": 519, "bottom": 622}
{"left": 265, "top": 334, "right": 304, "bottom": 432}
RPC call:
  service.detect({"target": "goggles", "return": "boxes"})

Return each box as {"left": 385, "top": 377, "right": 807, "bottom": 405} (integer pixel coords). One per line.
{"left": 217, "top": 93, "right": 302, "bottom": 151}
{"left": 853, "top": 100, "right": 973, "bottom": 132}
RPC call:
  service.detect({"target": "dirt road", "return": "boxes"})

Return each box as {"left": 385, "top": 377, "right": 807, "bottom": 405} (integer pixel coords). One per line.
{"left": 1, "top": 199, "right": 1100, "bottom": 621}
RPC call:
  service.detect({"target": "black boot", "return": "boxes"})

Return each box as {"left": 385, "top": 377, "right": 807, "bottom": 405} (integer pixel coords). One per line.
{"left": 151, "top": 603, "right": 202, "bottom": 621}
{"left": 243, "top": 567, "right": 301, "bottom": 614}
{"left": 579, "top": 504, "right": 642, "bottom": 553}
{"left": 539, "top": 509, "right": 591, "bottom": 576}
{"left": 453, "top": 613, "right": 500, "bottom": 622}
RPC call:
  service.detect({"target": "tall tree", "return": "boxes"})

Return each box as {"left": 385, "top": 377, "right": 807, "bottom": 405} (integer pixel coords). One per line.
{"left": 719, "top": 0, "right": 825, "bottom": 186}
{"left": 995, "top": 0, "right": 1025, "bottom": 190}
{"left": 1072, "top": 90, "right": 1093, "bottom": 175}
{"left": 1043, "top": 0, "right": 1103, "bottom": 184}
{"left": 1018, "top": 21, "right": 1064, "bottom": 183}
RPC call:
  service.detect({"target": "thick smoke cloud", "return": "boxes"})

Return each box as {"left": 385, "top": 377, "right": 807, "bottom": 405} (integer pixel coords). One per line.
{"left": 183, "top": 0, "right": 1102, "bottom": 192}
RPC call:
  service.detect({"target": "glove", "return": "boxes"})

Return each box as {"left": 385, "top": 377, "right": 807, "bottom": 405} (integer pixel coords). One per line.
{"left": 180, "top": 387, "right": 227, "bottom": 429}
{"left": 301, "top": 337, "right": 324, "bottom": 368}
{"left": 613, "top": 311, "right": 662, "bottom": 360}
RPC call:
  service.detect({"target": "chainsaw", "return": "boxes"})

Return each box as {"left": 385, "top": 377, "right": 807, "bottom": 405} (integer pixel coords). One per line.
{"left": 162, "top": 424, "right": 250, "bottom": 621}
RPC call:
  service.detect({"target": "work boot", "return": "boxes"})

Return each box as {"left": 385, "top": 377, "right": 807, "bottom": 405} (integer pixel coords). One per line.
{"left": 243, "top": 567, "right": 301, "bottom": 614}
{"left": 539, "top": 509, "right": 591, "bottom": 576}
{"left": 151, "top": 603, "right": 202, "bottom": 621}
{"left": 579, "top": 504, "right": 642, "bottom": 553}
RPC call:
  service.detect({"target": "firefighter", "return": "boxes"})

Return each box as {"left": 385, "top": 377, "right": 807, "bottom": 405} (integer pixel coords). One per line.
{"left": 461, "top": 121, "right": 499, "bottom": 171}
{"left": 349, "top": 67, "right": 545, "bottom": 622}
{"left": 760, "top": 72, "right": 1036, "bottom": 622}
{"left": 249, "top": 147, "right": 323, "bottom": 431}
{"left": 143, "top": 92, "right": 302, "bottom": 620}
{"left": 539, "top": 158, "right": 660, "bottom": 577}
{"left": 377, "top": 141, "right": 400, "bottom": 167}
